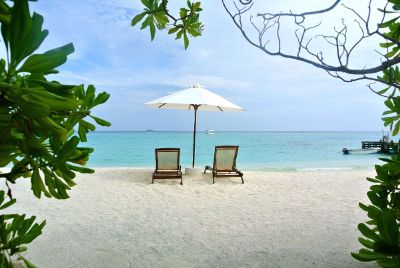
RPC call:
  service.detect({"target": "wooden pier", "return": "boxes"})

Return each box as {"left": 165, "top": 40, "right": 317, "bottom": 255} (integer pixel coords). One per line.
{"left": 362, "top": 141, "right": 397, "bottom": 153}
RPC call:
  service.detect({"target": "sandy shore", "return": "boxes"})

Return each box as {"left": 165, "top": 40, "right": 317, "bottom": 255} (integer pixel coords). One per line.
{"left": 3, "top": 168, "right": 378, "bottom": 268}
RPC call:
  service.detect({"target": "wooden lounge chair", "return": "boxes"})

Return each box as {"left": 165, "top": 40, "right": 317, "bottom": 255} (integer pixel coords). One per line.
{"left": 152, "top": 148, "right": 183, "bottom": 185}
{"left": 204, "top": 145, "right": 244, "bottom": 184}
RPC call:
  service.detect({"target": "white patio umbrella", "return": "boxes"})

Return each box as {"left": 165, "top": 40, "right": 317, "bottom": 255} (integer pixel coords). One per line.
{"left": 145, "top": 84, "right": 244, "bottom": 168}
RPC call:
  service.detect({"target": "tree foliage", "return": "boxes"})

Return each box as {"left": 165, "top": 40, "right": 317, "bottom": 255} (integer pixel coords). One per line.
{"left": 350, "top": 154, "right": 400, "bottom": 266}
{"left": 132, "top": 0, "right": 204, "bottom": 49}
{"left": 351, "top": 2, "right": 400, "bottom": 266}
{"left": 0, "top": 0, "right": 110, "bottom": 266}
{"left": 0, "top": 190, "right": 44, "bottom": 268}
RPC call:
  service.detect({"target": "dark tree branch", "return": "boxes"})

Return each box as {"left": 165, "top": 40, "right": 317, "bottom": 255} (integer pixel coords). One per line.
{"left": 221, "top": 0, "right": 400, "bottom": 95}
{"left": 257, "top": 0, "right": 341, "bottom": 19}
{"left": 160, "top": 0, "right": 196, "bottom": 28}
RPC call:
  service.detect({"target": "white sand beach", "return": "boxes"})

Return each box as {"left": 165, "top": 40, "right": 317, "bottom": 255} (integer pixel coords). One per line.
{"left": 5, "top": 169, "right": 377, "bottom": 268}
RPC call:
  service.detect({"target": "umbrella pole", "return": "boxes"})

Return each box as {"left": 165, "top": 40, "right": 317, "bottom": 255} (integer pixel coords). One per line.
{"left": 192, "top": 106, "right": 198, "bottom": 167}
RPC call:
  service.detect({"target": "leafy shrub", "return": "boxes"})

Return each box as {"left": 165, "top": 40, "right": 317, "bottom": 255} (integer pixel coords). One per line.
{"left": 0, "top": 0, "right": 110, "bottom": 266}
{"left": 352, "top": 1, "right": 400, "bottom": 266}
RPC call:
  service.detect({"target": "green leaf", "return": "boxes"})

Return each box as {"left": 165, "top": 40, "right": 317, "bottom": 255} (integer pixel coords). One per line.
{"left": 90, "top": 116, "right": 111, "bottom": 127}
{"left": 131, "top": 12, "right": 146, "bottom": 26}
{"left": 180, "top": 8, "right": 188, "bottom": 19}
{"left": 367, "top": 205, "right": 382, "bottom": 220}
{"left": 141, "top": 16, "right": 151, "bottom": 30}
{"left": 379, "top": 17, "right": 400, "bottom": 28}
{"left": 11, "top": 11, "right": 49, "bottom": 66}
{"left": 366, "top": 177, "right": 382, "bottom": 183}
{"left": 358, "top": 223, "right": 381, "bottom": 241}
{"left": 149, "top": 20, "right": 156, "bottom": 40}
{"left": 359, "top": 202, "right": 369, "bottom": 212}
{"left": 20, "top": 218, "right": 46, "bottom": 244}
{"left": 84, "top": 85, "right": 96, "bottom": 105}
{"left": 18, "top": 43, "right": 75, "bottom": 74}
{"left": 78, "top": 125, "right": 87, "bottom": 142}
{"left": 383, "top": 110, "right": 394, "bottom": 116}
{"left": 385, "top": 47, "right": 400, "bottom": 58}
{"left": 377, "top": 209, "right": 399, "bottom": 245}
{"left": 393, "top": 121, "right": 400, "bottom": 136}
{"left": 66, "top": 164, "right": 94, "bottom": 174}
{"left": 141, "top": 0, "right": 151, "bottom": 9}
{"left": 378, "top": 8, "right": 398, "bottom": 14}
{"left": 187, "top": 28, "right": 201, "bottom": 37}
{"left": 378, "top": 258, "right": 400, "bottom": 267}
{"left": 19, "top": 96, "right": 51, "bottom": 118}
{"left": 380, "top": 42, "right": 395, "bottom": 48}
{"left": 55, "top": 163, "right": 76, "bottom": 185}
{"left": 385, "top": 98, "right": 396, "bottom": 111}
{"left": 31, "top": 169, "right": 42, "bottom": 198}
{"left": 59, "top": 136, "right": 80, "bottom": 161}
{"left": 358, "top": 237, "right": 374, "bottom": 249}
{"left": 0, "top": 198, "right": 16, "bottom": 210}
{"left": 19, "top": 256, "right": 38, "bottom": 268}
{"left": 21, "top": 91, "right": 79, "bottom": 111}
{"left": 391, "top": 192, "right": 400, "bottom": 207}
{"left": 168, "top": 27, "right": 180, "bottom": 34}
{"left": 351, "top": 252, "right": 384, "bottom": 262}
{"left": 154, "top": 12, "right": 168, "bottom": 28}
{"left": 367, "top": 191, "right": 387, "bottom": 208}
{"left": 35, "top": 117, "right": 65, "bottom": 133}
{"left": 21, "top": 13, "right": 48, "bottom": 60}
{"left": 80, "top": 119, "right": 96, "bottom": 131}
{"left": 92, "top": 92, "right": 110, "bottom": 107}
{"left": 193, "top": 2, "right": 201, "bottom": 10}
{"left": 176, "top": 29, "right": 183, "bottom": 39}
{"left": 9, "top": 0, "right": 32, "bottom": 64}
{"left": 377, "top": 87, "right": 390, "bottom": 95}
{"left": 183, "top": 31, "right": 189, "bottom": 49}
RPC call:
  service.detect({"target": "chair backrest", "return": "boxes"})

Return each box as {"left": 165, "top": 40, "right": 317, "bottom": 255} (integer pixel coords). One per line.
{"left": 213, "top": 145, "right": 239, "bottom": 171}
{"left": 155, "top": 148, "right": 180, "bottom": 170}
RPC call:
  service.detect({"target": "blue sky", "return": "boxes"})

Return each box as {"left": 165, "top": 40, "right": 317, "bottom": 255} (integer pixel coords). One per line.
{"left": 30, "top": 0, "right": 388, "bottom": 131}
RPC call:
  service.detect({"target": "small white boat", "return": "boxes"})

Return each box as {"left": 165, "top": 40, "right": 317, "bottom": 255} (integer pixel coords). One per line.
{"left": 342, "top": 148, "right": 380, "bottom": 155}
{"left": 206, "top": 129, "right": 215, "bottom": 135}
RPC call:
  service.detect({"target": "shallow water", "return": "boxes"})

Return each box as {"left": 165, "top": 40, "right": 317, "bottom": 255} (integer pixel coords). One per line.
{"left": 84, "top": 131, "right": 387, "bottom": 171}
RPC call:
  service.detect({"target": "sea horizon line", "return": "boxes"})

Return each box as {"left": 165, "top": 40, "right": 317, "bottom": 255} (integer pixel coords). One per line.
{"left": 91, "top": 130, "right": 384, "bottom": 133}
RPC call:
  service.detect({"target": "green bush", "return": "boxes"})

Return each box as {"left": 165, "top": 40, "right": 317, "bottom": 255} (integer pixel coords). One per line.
{"left": 0, "top": 0, "right": 110, "bottom": 266}
{"left": 0, "top": 190, "right": 44, "bottom": 267}
{"left": 352, "top": 1, "right": 400, "bottom": 266}
{"left": 351, "top": 152, "right": 400, "bottom": 266}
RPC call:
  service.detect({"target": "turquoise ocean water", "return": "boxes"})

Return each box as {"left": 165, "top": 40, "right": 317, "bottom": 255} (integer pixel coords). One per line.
{"left": 85, "top": 131, "right": 386, "bottom": 171}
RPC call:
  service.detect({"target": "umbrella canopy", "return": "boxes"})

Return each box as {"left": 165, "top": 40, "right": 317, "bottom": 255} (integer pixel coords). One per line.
{"left": 145, "top": 84, "right": 244, "bottom": 112}
{"left": 145, "top": 84, "right": 244, "bottom": 167}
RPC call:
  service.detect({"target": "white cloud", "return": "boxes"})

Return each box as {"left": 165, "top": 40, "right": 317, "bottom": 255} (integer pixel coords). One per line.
{"left": 161, "top": 74, "right": 256, "bottom": 90}
{"left": 27, "top": 0, "right": 389, "bottom": 131}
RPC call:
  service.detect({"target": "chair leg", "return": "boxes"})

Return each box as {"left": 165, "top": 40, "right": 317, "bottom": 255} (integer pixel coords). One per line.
{"left": 212, "top": 173, "right": 215, "bottom": 184}
{"left": 180, "top": 176, "right": 183, "bottom": 185}
{"left": 204, "top": 166, "right": 210, "bottom": 174}
{"left": 241, "top": 176, "right": 244, "bottom": 184}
